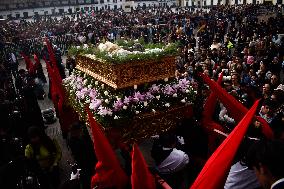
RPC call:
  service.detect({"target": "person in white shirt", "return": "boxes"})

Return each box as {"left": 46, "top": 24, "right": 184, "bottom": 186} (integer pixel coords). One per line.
{"left": 9, "top": 52, "right": 19, "bottom": 79}
{"left": 151, "top": 133, "right": 190, "bottom": 189}
{"left": 225, "top": 161, "right": 261, "bottom": 189}
{"left": 151, "top": 133, "right": 189, "bottom": 174}
{"left": 210, "top": 39, "right": 221, "bottom": 50}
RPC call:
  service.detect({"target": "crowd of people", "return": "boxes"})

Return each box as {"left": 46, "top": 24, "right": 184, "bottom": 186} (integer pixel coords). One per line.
{"left": 1, "top": 3, "right": 284, "bottom": 189}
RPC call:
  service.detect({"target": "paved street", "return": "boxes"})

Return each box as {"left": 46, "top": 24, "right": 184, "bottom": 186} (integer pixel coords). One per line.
{"left": 19, "top": 57, "right": 74, "bottom": 185}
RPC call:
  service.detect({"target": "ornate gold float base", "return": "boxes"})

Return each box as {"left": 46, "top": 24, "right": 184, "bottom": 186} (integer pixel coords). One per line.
{"left": 104, "top": 104, "right": 193, "bottom": 144}
{"left": 76, "top": 55, "right": 176, "bottom": 89}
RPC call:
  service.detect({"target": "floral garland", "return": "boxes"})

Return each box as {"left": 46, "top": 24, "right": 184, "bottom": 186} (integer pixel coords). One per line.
{"left": 63, "top": 70, "right": 197, "bottom": 127}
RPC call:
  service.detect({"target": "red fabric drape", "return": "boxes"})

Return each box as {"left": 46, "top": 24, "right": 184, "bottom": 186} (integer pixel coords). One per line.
{"left": 45, "top": 38, "right": 62, "bottom": 82}
{"left": 201, "top": 73, "right": 225, "bottom": 154}
{"left": 33, "top": 54, "right": 41, "bottom": 69}
{"left": 131, "top": 143, "right": 156, "bottom": 189}
{"left": 57, "top": 98, "right": 79, "bottom": 135}
{"left": 43, "top": 57, "right": 59, "bottom": 108}
{"left": 202, "top": 72, "right": 223, "bottom": 121}
{"left": 87, "top": 108, "right": 128, "bottom": 189}
{"left": 20, "top": 52, "right": 36, "bottom": 75}
{"left": 44, "top": 52, "right": 77, "bottom": 135}
{"left": 190, "top": 100, "right": 260, "bottom": 189}
{"left": 200, "top": 73, "right": 274, "bottom": 139}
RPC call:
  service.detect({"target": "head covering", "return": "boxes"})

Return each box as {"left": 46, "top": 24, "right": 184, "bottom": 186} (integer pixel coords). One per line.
{"left": 199, "top": 73, "right": 274, "bottom": 139}
{"left": 131, "top": 143, "right": 156, "bottom": 189}
{"left": 87, "top": 108, "right": 128, "bottom": 189}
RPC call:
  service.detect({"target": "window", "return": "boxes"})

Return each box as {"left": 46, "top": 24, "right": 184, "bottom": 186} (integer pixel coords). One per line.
{"left": 100, "top": 0, "right": 104, "bottom": 3}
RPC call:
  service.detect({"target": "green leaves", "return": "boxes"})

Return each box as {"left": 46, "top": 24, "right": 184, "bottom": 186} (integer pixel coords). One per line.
{"left": 67, "top": 41, "right": 179, "bottom": 64}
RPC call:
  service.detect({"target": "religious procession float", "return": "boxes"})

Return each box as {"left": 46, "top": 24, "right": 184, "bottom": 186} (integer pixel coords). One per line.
{"left": 64, "top": 40, "right": 197, "bottom": 143}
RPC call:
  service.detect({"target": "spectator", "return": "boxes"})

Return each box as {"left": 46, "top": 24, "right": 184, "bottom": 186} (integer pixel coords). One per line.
{"left": 245, "top": 140, "right": 284, "bottom": 189}
{"left": 25, "top": 127, "right": 62, "bottom": 189}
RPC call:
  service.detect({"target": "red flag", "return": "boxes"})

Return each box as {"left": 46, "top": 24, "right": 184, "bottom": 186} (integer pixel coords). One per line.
{"left": 200, "top": 73, "right": 274, "bottom": 139}
{"left": 190, "top": 99, "right": 260, "bottom": 189}
{"left": 87, "top": 108, "right": 128, "bottom": 189}
{"left": 131, "top": 143, "right": 156, "bottom": 189}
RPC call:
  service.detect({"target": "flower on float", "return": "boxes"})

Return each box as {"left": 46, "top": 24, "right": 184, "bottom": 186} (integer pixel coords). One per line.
{"left": 98, "top": 107, "right": 112, "bottom": 116}
{"left": 89, "top": 99, "right": 102, "bottom": 110}
{"left": 104, "top": 91, "right": 109, "bottom": 96}
{"left": 145, "top": 92, "right": 154, "bottom": 100}
{"left": 164, "top": 78, "right": 169, "bottom": 82}
{"left": 185, "top": 89, "right": 190, "bottom": 93}
{"left": 194, "top": 91, "right": 197, "bottom": 94}
{"left": 150, "top": 84, "right": 160, "bottom": 93}
{"left": 173, "top": 93, "right": 178, "bottom": 98}
{"left": 156, "top": 95, "right": 160, "bottom": 100}
{"left": 134, "top": 85, "right": 138, "bottom": 90}
{"left": 113, "top": 99, "right": 124, "bottom": 111}
{"left": 76, "top": 91, "right": 85, "bottom": 99}
{"left": 89, "top": 89, "right": 97, "bottom": 99}
{"left": 164, "top": 85, "right": 176, "bottom": 95}
{"left": 123, "top": 105, "right": 127, "bottom": 110}
{"left": 114, "top": 115, "right": 119, "bottom": 120}
{"left": 88, "top": 84, "right": 92, "bottom": 89}
{"left": 76, "top": 84, "right": 83, "bottom": 90}
{"left": 95, "top": 81, "right": 99, "bottom": 85}
{"left": 143, "top": 101, "right": 148, "bottom": 107}
{"left": 165, "top": 103, "right": 170, "bottom": 107}
{"left": 178, "top": 78, "right": 190, "bottom": 92}
{"left": 181, "top": 99, "right": 186, "bottom": 103}
{"left": 135, "top": 111, "right": 140, "bottom": 114}
{"left": 85, "top": 99, "right": 90, "bottom": 104}
{"left": 83, "top": 44, "right": 88, "bottom": 49}
{"left": 133, "top": 92, "right": 145, "bottom": 102}
{"left": 152, "top": 109, "right": 156, "bottom": 113}
{"left": 124, "top": 96, "right": 132, "bottom": 105}
{"left": 101, "top": 84, "right": 105, "bottom": 89}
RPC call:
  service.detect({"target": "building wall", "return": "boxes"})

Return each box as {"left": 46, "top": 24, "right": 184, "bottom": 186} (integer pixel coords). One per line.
{"left": 0, "top": 0, "right": 283, "bottom": 19}
{"left": 0, "top": 1, "right": 124, "bottom": 19}
{"left": 0, "top": 0, "right": 178, "bottom": 19}
{"left": 181, "top": 0, "right": 282, "bottom": 5}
